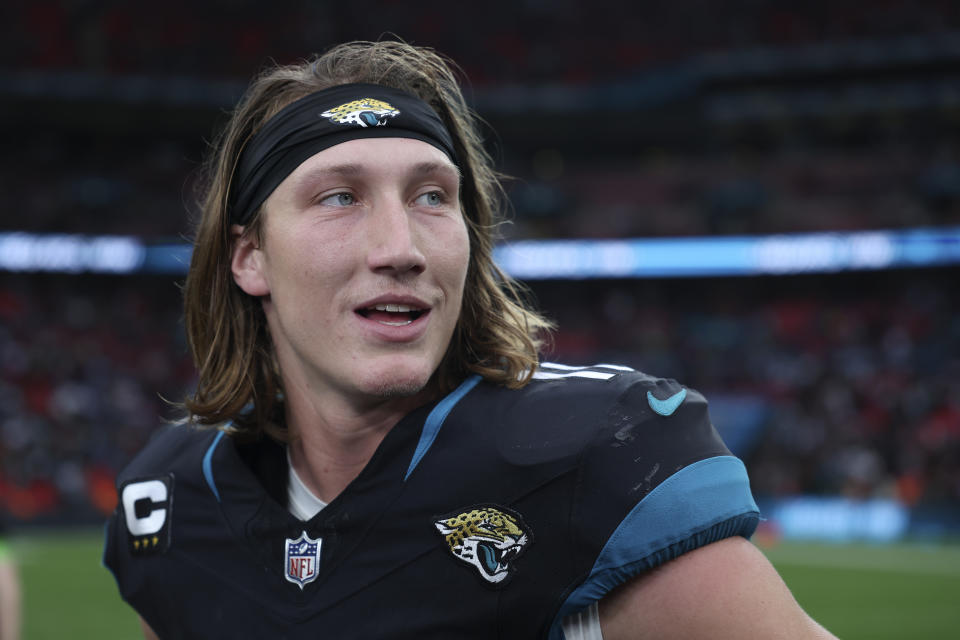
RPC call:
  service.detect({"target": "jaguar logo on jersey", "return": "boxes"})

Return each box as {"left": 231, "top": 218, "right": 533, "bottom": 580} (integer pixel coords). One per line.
{"left": 434, "top": 505, "right": 532, "bottom": 587}
{"left": 321, "top": 98, "right": 400, "bottom": 127}
{"left": 120, "top": 474, "right": 174, "bottom": 556}
{"left": 284, "top": 531, "right": 322, "bottom": 589}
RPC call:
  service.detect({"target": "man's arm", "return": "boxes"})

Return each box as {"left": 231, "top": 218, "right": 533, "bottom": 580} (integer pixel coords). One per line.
{"left": 599, "top": 536, "right": 837, "bottom": 639}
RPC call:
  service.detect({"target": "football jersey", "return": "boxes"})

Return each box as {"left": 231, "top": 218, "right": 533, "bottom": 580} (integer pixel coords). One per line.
{"left": 103, "top": 364, "right": 759, "bottom": 639}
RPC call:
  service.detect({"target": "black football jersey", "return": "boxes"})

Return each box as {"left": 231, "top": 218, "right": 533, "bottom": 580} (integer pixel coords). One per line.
{"left": 103, "top": 364, "right": 759, "bottom": 639}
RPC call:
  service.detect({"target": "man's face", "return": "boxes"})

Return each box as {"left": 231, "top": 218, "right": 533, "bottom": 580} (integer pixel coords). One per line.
{"left": 232, "top": 137, "right": 470, "bottom": 410}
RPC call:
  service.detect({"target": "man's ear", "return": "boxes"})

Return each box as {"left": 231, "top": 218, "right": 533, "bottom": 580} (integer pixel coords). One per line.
{"left": 231, "top": 224, "right": 270, "bottom": 296}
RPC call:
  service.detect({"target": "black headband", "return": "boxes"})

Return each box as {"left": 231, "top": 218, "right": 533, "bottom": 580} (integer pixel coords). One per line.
{"left": 229, "top": 83, "right": 459, "bottom": 225}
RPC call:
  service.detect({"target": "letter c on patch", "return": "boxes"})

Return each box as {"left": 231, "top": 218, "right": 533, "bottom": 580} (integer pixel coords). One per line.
{"left": 122, "top": 478, "right": 169, "bottom": 536}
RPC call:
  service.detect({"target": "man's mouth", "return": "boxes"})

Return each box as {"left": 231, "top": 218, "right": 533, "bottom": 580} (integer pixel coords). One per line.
{"left": 356, "top": 303, "right": 428, "bottom": 326}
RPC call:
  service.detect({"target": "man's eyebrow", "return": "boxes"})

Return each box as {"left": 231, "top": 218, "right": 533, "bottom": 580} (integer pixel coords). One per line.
{"left": 409, "top": 161, "right": 462, "bottom": 181}
{"left": 295, "top": 163, "right": 364, "bottom": 183}
{"left": 285, "top": 163, "right": 363, "bottom": 198}
{"left": 293, "top": 160, "right": 460, "bottom": 185}
{"left": 294, "top": 161, "right": 462, "bottom": 191}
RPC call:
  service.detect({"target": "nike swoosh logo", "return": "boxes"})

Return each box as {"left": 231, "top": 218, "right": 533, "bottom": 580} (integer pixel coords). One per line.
{"left": 647, "top": 388, "right": 687, "bottom": 416}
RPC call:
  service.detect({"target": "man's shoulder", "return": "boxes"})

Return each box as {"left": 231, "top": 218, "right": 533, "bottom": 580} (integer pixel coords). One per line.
{"left": 460, "top": 363, "right": 714, "bottom": 465}
{"left": 117, "top": 424, "right": 223, "bottom": 486}
{"left": 475, "top": 362, "right": 706, "bottom": 434}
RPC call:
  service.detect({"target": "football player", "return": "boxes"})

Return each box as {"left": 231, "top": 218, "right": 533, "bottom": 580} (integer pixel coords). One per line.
{"left": 104, "top": 40, "right": 836, "bottom": 639}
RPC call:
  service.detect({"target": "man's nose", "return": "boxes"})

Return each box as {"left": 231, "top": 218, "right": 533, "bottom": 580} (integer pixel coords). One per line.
{"left": 366, "top": 198, "right": 427, "bottom": 274}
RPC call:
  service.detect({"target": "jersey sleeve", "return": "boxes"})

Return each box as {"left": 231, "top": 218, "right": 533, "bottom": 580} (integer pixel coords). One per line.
{"left": 102, "top": 425, "right": 217, "bottom": 634}
{"left": 552, "top": 373, "right": 760, "bottom": 635}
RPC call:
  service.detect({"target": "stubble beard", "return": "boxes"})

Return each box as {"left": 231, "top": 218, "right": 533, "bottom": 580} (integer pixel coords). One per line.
{"left": 366, "top": 378, "right": 428, "bottom": 399}
{"left": 360, "top": 362, "right": 440, "bottom": 403}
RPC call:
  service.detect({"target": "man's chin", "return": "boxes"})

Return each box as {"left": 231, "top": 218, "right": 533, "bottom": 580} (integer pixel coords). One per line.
{"left": 364, "top": 378, "right": 429, "bottom": 399}
{"left": 358, "top": 366, "right": 435, "bottom": 400}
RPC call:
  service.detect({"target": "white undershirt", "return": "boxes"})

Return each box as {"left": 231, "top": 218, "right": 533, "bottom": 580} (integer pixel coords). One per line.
{"left": 286, "top": 448, "right": 328, "bottom": 520}
{"left": 284, "top": 448, "right": 602, "bottom": 639}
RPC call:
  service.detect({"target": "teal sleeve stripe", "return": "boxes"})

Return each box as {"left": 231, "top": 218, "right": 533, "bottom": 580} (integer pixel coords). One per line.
{"left": 549, "top": 455, "right": 760, "bottom": 640}
{"left": 404, "top": 375, "right": 481, "bottom": 481}
{"left": 202, "top": 430, "right": 227, "bottom": 502}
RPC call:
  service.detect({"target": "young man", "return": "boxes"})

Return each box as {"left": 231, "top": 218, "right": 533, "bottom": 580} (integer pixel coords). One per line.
{"left": 104, "top": 41, "right": 835, "bottom": 639}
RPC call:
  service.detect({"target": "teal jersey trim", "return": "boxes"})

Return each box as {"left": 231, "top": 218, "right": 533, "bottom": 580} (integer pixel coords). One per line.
{"left": 202, "top": 430, "right": 227, "bottom": 502}
{"left": 404, "top": 375, "right": 481, "bottom": 481}
{"left": 549, "top": 455, "right": 760, "bottom": 639}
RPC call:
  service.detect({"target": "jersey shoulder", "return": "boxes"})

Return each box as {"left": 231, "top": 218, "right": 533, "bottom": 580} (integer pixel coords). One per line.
{"left": 518, "top": 365, "right": 760, "bottom": 636}
{"left": 115, "top": 424, "right": 221, "bottom": 487}
{"left": 471, "top": 362, "right": 716, "bottom": 465}
{"left": 521, "top": 361, "right": 705, "bottom": 424}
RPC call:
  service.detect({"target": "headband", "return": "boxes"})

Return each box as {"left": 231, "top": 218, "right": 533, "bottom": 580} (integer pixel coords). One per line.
{"left": 229, "top": 83, "right": 459, "bottom": 225}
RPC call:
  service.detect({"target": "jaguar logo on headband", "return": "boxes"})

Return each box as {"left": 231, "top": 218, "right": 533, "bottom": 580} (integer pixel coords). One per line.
{"left": 321, "top": 98, "right": 400, "bottom": 128}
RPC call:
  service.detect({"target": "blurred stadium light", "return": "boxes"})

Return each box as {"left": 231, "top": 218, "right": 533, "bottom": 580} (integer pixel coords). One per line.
{"left": 3, "top": 226, "right": 959, "bottom": 277}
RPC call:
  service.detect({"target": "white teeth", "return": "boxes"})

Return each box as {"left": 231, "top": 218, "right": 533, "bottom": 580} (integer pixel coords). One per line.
{"left": 372, "top": 304, "right": 414, "bottom": 313}
{"left": 379, "top": 319, "right": 413, "bottom": 326}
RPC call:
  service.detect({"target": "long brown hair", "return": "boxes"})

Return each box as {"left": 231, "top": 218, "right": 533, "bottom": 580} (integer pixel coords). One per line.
{"left": 183, "top": 40, "right": 552, "bottom": 438}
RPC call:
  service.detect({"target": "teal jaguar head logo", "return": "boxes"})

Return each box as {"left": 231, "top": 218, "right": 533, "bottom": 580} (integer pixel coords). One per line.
{"left": 434, "top": 506, "right": 532, "bottom": 585}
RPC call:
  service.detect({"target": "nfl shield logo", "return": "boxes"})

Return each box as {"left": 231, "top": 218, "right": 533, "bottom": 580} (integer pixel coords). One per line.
{"left": 284, "top": 531, "right": 322, "bottom": 589}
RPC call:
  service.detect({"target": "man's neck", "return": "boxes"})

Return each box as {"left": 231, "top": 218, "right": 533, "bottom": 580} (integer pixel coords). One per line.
{"left": 284, "top": 387, "right": 434, "bottom": 503}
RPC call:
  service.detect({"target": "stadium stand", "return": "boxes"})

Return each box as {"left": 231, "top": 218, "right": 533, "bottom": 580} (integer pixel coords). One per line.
{"left": 1, "top": 1, "right": 958, "bottom": 539}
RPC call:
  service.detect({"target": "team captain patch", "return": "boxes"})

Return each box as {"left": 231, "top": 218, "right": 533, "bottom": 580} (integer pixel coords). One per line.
{"left": 320, "top": 98, "right": 400, "bottom": 127}
{"left": 434, "top": 505, "right": 532, "bottom": 587}
{"left": 284, "top": 531, "right": 322, "bottom": 589}
{"left": 120, "top": 474, "right": 174, "bottom": 556}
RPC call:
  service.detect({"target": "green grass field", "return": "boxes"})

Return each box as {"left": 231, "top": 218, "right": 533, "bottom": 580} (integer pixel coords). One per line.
{"left": 8, "top": 530, "right": 960, "bottom": 639}
{"left": 10, "top": 529, "right": 142, "bottom": 639}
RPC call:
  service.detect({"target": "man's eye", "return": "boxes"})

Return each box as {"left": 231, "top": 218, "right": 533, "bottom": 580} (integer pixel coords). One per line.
{"left": 416, "top": 191, "right": 445, "bottom": 207}
{"left": 319, "top": 192, "right": 355, "bottom": 206}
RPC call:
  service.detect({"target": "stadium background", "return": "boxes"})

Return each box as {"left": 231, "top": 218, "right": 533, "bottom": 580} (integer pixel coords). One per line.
{"left": 1, "top": 1, "right": 959, "bottom": 637}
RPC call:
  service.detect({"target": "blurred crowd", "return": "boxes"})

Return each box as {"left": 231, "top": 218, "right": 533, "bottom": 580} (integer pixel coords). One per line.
{"left": 0, "top": 269, "right": 957, "bottom": 526}
{"left": 6, "top": 0, "right": 960, "bottom": 84}
{"left": 5, "top": 1, "right": 960, "bottom": 245}
{"left": 0, "top": 136, "right": 201, "bottom": 238}
{"left": 507, "top": 146, "right": 960, "bottom": 239}
{"left": 0, "top": 275, "right": 193, "bottom": 524}
{"left": 0, "top": 135, "right": 200, "bottom": 238}
{"left": 4, "top": 136, "right": 959, "bottom": 241}
{"left": 2, "top": 0, "right": 959, "bottom": 532}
